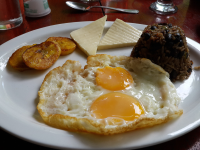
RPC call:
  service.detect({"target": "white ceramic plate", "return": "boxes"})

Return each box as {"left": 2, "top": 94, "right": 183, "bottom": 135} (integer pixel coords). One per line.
{"left": 0, "top": 22, "right": 200, "bottom": 149}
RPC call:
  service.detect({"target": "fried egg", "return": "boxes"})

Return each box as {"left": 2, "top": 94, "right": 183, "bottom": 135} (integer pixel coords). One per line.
{"left": 37, "top": 54, "right": 182, "bottom": 135}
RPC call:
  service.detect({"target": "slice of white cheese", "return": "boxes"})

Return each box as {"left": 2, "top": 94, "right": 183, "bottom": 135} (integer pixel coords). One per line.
{"left": 70, "top": 15, "right": 107, "bottom": 56}
{"left": 98, "top": 19, "right": 142, "bottom": 50}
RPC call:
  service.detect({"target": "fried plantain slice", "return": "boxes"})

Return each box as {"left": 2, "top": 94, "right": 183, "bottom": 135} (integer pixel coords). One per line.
{"left": 8, "top": 44, "right": 36, "bottom": 71}
{"left": 46, "top": 37, "right": 76, "bottom": 56}
{"left": 22, "top": 41, "right": 61, "bottom": 70}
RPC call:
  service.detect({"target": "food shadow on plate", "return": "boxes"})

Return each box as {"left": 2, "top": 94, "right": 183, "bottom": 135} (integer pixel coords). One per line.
{"left": 187, "top": 43, "right": 200, "bottom": 67}
{"left": 102, "top": 26, "right": 109, "bottom": 37}
{"left": 71, "top": 118, "right": 181, "bottom": 148}
{"left": 68, "top": 47, "right": 87, "bottom": 60}
{"left": 97, "top": 46, "right": 134, "bottom": 57}
{"left": 32, "top": 88, "right": 44, "bottom": 124}
{"left": 6, "top": 62, "right": 49, "bottom": 80}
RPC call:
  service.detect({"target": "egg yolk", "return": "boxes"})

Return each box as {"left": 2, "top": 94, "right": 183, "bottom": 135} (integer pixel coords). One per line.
{"left": 90, "top": 92, "right": 144, "bottom": 121}
{"left": 96, "top": 66, "right": 133, "bottom": 91}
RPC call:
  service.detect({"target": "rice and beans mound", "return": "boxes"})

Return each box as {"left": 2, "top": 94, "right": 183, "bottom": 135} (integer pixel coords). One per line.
{"left": 130, "top": 23, "right": 193, "bottom": 81}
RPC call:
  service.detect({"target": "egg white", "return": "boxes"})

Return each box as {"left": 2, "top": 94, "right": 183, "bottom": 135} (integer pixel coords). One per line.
{"left": 38, "top": 54, "right": 182, "bottom": 134}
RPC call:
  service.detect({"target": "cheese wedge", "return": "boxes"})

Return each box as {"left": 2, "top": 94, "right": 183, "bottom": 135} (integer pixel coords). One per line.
{"left": 98, "top": 19, "right": 142, "bottom": 50}
{"left": 70, "top": 15, "right": 107, "bottom": 56}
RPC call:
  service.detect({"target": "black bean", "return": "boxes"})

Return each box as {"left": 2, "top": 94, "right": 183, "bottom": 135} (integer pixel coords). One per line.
{"left": 170, "top": 70, "right": 178, "bottom": 80}
{"left": 178, "top": 40, "right": 184, "bottom": 47}
{"left": 187, "top": 68, "right": 192, "bottom": 73}
{"left": 165, "top": 33, "right": 172, "bottom": 41}
{"left": 142, "top": 32, "right": 151, "bottom": 40}
{"left": 178, "top": 51, "right": 185, "bottom": 58}
{"left": 150, "top": 26, "right": 157, "bottom": 30}
{"left": 168, "top": 23, "right": 172, "bottom": 28}
{"left": 166, "top": 41, "right": 174, "bottom": 48}
{"left": 132, "top": 47, "right": 139, "bottom": 57}
{"left": 175, "top": 33, "right": 182, "bottom": 43}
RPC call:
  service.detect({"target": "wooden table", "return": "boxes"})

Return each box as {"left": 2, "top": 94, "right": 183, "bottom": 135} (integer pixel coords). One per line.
{"left": 1, "top": 0, "right": 200, "bottom": 149}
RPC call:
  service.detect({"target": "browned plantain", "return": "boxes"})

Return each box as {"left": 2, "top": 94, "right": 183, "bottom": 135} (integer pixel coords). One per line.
{"left": 22, "top": 41, "right": 61, "bottom": 70}
{"left": 8, "top": 44, "right": 36, "bottom": 71}
{"left": 46, "top": 37, "right": 76, "bottom": 56}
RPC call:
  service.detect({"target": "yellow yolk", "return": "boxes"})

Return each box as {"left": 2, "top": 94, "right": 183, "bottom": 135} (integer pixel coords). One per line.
{"left": 96, "top": 66, "right": 133, "bottom": 91}
{"left": 90, "top": 92, "right": 144, "bottom": 121}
